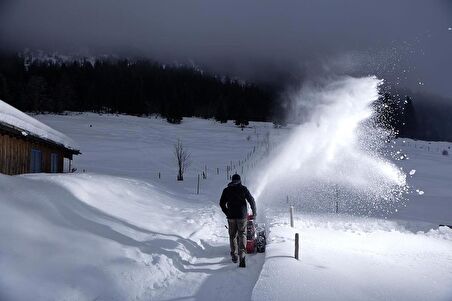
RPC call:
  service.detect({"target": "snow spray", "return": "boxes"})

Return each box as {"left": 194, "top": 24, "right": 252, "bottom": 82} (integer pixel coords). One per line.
{"left": 252, "top": 76, "right": 407, "bottom": 216}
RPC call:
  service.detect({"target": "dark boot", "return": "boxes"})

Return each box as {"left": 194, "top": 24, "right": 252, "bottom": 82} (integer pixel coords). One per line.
{"left": 231, "top": 254, "right": 238, "bottom": 263}
{"left": 239, "top": 257, "right": 246, "bottom": 268}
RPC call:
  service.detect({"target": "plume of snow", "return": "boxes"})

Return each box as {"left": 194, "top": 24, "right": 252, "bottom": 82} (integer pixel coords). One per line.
{"left": 251, "top": 76, "right": 407, "bottom": 215}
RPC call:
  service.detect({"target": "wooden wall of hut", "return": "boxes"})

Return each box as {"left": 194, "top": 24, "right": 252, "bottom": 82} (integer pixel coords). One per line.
{"left": 0, "top": 132, "right": 65, "bottom": 175}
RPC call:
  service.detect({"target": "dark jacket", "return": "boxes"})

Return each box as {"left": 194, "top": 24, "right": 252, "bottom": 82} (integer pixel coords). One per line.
{"left": 219, "top": 182, "right": 256, "bottom": 219}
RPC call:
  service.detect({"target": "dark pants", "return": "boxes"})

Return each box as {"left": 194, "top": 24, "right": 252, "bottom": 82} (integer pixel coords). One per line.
{"left": 228, "top": 218, "right": 247, "bottom": 259}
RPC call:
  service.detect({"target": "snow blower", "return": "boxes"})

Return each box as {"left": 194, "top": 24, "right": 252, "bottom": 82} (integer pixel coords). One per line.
{"left": 246, "top": 214, "right": 266, "bottom": 253}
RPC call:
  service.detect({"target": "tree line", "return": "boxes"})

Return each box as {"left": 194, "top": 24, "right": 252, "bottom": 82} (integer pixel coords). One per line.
{"left": 375, "top": 90, "right": 452, "bottom": 142}
{"left": 0, "top": 52, "right": 278, "bottom": 124}
{"left": 0, "top": 51, "right": 451, "bottom": 141}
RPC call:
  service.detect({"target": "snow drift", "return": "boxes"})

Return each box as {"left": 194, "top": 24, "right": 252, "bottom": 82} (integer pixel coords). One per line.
{"left": 0, "top": 173, "right": 207, "bottom": 300}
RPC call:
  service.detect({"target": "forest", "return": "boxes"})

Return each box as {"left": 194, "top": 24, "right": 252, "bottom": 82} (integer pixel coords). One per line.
{"left": 0, "top": 52, "right": 278, "bottom": 126}
{"left": 0, "top": 52, "right": 450, "bottom": 141}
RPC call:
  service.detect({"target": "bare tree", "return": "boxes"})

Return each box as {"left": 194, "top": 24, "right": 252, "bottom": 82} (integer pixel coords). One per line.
{"left": 174, "top": 139, "right": 191, "bottom": 181}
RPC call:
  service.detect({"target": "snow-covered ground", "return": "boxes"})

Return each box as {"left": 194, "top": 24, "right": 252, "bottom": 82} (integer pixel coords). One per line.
{"left": 1, "top": 113, "right": 451, "bottom": 300}
{"left": 391, "top": 139, "right": 452, "bottom": 225}
{"left": 1, "top": 114, "right": 270, "bottom": 301}
{"left": 253, "top": 213, "right": 452, "bottom": 301}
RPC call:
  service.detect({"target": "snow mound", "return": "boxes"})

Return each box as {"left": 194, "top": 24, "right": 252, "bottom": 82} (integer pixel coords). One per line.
{"left": 0, "top": 173, "right": 208, "bottom": 300}
{"left": 33, "top": 173, "right": 204, "bottom": 237}
{"left": 0, "top": 99, "right": 78, "bottom": 150}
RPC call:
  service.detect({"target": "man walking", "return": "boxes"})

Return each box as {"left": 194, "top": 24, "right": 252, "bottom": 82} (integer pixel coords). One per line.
{"left": 219, "top": 174, "right": 256, "bottom": 267}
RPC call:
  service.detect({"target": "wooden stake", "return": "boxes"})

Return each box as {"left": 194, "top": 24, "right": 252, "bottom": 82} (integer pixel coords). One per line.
{"left": 295, "top": 233, "right": 299, "bottom": 260}
{"left": 197, "top": 174, "right": 200, "bottom": 194}
{"left": 290, "top": 205, "right": 294, "bottom": 228}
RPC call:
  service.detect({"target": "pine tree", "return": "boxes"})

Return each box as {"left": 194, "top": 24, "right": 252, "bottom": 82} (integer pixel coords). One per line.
{"left": 0, "top": 73, "right": 9, "bottom": 101}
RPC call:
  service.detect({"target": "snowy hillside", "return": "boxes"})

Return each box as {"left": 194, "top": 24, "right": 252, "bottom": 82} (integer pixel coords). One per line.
{"left": 0, "top": 112, "right": 451, "bottom": 301}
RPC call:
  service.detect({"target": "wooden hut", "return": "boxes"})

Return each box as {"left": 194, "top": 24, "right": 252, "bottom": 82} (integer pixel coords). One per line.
{"left": 0, "top": 100, "right": 80, "bottom": 175}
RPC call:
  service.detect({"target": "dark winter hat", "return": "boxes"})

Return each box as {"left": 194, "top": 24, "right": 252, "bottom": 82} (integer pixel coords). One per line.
{"left": 231, "top": 174, "right": 241, "bottom": 183}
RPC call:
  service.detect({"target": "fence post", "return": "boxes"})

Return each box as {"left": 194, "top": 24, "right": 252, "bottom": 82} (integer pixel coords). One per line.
{"left": 290, "top": 205, "right": 294, "bottom": 228}
{"left": 295, "top": 233, "right": 299, "bottom": 260}
{"left": 197, "top": 174, "right": 200, "bottom": 194}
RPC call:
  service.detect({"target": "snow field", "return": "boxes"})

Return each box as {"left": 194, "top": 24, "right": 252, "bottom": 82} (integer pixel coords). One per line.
{"left": 0, "top": 172, "right": 267, "bottom": 300}
{"left": 252, "top": 137, "right": 452, "bottom": 301}
{"left": 1, "top": 114, "right": 274, "bottom": 300}
{"left": 0, "top": 174, "right": 186, "bottom": 300}
{"left": 391, "top": 138, "right": 452, "bottom": 224}
{"left": 253, "top": 212, "right": 452, "bottom": 301}
{"left": 1, "top": 112, "right": 451, "bottom": 300}
{"left": 38, "top": 113, "right": 270, "bottom": 190}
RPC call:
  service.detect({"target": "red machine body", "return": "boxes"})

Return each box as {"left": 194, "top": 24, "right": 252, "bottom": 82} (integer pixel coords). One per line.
{"left": 246, "top": 214, "right": 266, "bottom": 253}
{"left": 246, "top": 214, "right": 256, "bottom": 253}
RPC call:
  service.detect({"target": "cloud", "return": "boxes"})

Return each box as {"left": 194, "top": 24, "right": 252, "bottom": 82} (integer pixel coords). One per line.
{"left": 1, "top": 0, "right": 451, "bottom": 97}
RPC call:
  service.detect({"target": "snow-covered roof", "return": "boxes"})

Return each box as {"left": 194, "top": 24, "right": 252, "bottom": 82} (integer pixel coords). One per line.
{"left": 0, "top": 99, "right": 79, "bottom": 151}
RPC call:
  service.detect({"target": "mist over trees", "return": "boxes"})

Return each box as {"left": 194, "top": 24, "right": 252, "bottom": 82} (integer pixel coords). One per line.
{"left": 0, "top": 52, "right": 451, "bottom": 142}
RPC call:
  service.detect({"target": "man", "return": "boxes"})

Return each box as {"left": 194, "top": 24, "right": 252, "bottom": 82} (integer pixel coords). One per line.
{"left": 219, "top": 173, "right": 256, "bottom": 268}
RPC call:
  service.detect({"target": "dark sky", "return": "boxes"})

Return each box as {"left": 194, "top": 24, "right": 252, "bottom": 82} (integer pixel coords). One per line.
{"left": 1, "top": 0, "right": 451, "bottom": 98}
